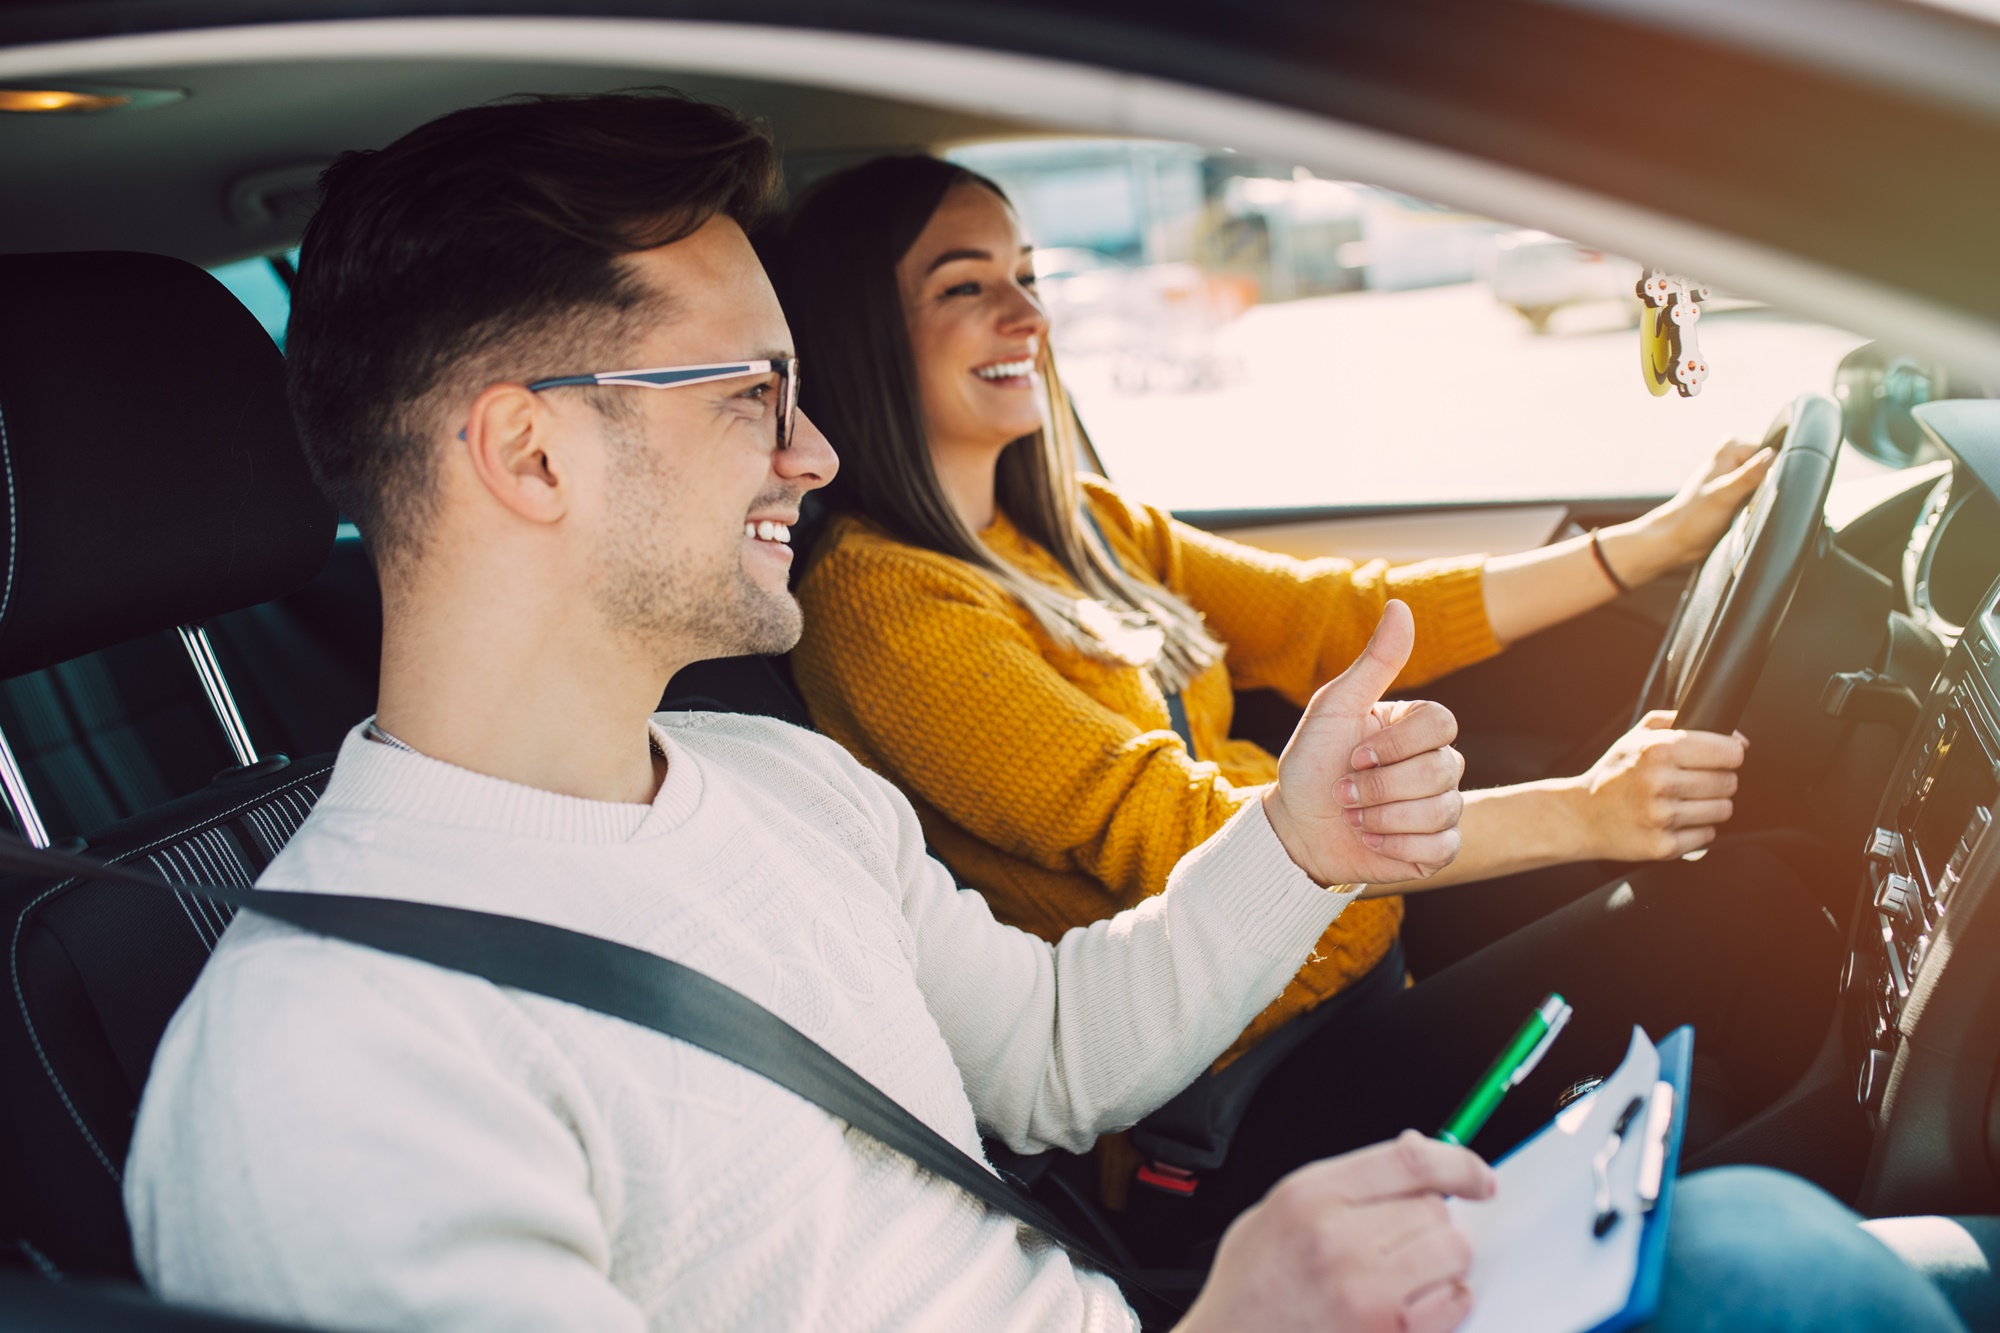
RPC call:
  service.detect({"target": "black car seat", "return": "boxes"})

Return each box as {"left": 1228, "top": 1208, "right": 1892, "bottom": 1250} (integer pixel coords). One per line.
{"left": 0, "top": 535, "right": 377, "bottom": 849}
{"left": 204, "top": 529, "right": 382, "bottom": 762}
{"left": 0, "top": 252, "right": 337, "bottom": 1282}
{"left": 658, "top": 651, "right": 814, "bottom": 728}
{"left": 0, "top": 630, "right": 245, "bottom": 844}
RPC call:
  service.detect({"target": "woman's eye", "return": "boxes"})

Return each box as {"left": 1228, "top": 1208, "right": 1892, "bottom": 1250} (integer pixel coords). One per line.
{"left": 1019, "top": 273, "right": 1038, "bottom": 289}
{"left": 942, "top": 281, "right": 980, "bottom": 298}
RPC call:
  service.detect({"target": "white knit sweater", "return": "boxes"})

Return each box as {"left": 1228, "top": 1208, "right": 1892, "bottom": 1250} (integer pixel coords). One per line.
{"left": 125, "top": 714, "right": 1354, "bottom": 1332}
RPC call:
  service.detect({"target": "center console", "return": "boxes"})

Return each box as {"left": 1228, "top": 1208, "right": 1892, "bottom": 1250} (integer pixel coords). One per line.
{"left": 1848, "top": 611, "right": 2000, "bottom": 1118}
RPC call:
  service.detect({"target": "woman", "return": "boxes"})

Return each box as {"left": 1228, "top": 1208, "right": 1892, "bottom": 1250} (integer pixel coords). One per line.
{"left": 777, "top": 155, "right": 1838, "bottom": 1213}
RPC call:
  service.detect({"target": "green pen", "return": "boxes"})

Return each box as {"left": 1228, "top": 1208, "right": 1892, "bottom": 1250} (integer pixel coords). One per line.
{"left": 1438, "top": 993, "right": 1573, "bottom": 1148}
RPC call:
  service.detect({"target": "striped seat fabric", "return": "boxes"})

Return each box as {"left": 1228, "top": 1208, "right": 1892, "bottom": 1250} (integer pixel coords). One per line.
{"left": 0, "top": 754, "right": 334, "bottom": 1282}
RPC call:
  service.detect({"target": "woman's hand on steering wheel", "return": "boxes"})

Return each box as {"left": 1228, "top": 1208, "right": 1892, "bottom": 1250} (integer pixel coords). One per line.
{"left": 1562, "top": 710, "right": 1749, "bottom": 861}
{"left": 1609, "top": 438, "right": 1776, "bottom": 583}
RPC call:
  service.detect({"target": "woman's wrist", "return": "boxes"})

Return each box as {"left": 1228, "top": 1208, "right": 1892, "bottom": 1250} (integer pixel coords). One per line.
{"left": 1430, "top": 778, "right": 1602, "bottom": 888}
{"left": 1593, "top": 513, "right": 1684, "bottom": 592}
{"left": 1539, "top": 775, "right": 1605, "bottom": 864}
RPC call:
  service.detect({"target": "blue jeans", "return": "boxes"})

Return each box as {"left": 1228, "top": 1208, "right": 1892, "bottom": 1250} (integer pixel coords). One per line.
{"left": 1865, "top": 1214, "right": 2000, "bottom": 1331}
{"left": 1651, "top": 1168, "right": 1969, "bottom": 1333}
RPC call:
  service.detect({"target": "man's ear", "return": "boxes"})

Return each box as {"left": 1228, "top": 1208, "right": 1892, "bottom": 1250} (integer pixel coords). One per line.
{"left": 459, "top": 382, "right": 568, "bottom": 525}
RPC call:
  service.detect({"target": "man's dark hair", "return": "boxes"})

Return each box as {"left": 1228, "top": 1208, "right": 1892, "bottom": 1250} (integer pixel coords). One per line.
{"left": 286, "top": 92, "right": 779, "bottom": 572}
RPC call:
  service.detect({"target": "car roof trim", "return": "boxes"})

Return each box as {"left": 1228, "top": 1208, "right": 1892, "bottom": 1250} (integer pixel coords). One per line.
{"left": 1540, "top": 0, "right": 2000, "bottom": 121}
{"left": 2, "top": 15, "right": 1994, "bottom": 380}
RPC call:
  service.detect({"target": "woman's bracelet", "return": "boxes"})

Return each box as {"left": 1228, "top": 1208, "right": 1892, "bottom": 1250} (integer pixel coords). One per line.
{"left": 1588, "top": 528, "right": 1632, "bottom": 597}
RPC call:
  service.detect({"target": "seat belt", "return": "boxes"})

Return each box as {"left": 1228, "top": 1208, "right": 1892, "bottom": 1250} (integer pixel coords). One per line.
{"left": 1076, "top": 505, "right": 1196, "bottom": 759}
{"left": 0, "top": 837, "right": 1186, "bottom": 1331}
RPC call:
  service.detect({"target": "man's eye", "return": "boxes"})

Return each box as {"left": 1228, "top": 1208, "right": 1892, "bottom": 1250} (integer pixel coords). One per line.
{"left": 1019, "top": 273, "right": 1038, "bottom": 289}
{"left": 738, "top": 382, "right": 773, "bottom": 404}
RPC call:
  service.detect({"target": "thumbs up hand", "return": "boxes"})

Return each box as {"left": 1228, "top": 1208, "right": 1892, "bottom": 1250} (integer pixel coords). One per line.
{"left": 1263, "top": 601, "right": 1464, "bottom": 887}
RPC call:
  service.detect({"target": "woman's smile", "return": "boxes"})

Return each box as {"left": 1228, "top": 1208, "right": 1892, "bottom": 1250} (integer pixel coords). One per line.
{"left": 971, "top": 353, "right": 1037, "bottom": 389}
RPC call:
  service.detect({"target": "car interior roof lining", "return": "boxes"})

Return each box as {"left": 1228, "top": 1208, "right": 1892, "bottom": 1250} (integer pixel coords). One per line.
{"left": 1541, "top": 0, "right": 2000, "bottom": 121}
{"left": 0, "top": 53, "right": 1033, "bottom": 265}
{"left": 1, "top": 17, "right": 1995, "bottom": 385}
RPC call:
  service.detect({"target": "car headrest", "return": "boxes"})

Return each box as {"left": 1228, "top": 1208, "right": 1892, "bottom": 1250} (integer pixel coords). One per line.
{"left": 0, "top": 252, "right": 335, "bottom": 678}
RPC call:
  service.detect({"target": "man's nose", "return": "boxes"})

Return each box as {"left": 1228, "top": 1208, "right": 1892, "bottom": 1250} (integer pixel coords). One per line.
{"left": 777, "top": 409, "right": 838, "bottom": 490}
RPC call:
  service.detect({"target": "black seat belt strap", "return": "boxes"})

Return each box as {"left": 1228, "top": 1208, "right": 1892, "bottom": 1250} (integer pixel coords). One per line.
{"left": 0, "top": 838, "right": 1185, "bottom": 1329}
{"left": 1077, "top": 504, "right": 1196, "bottom": 760}
{"left": 1163, "top": 693, "right": 1195, "bottom": 759}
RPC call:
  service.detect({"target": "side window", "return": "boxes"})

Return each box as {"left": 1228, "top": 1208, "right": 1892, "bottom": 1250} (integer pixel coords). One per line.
{"left": 206, "top": 249, "right": 296, "bottom": 349}
{"left": 948, "top": 140, "right": 1869, "bottom": 514}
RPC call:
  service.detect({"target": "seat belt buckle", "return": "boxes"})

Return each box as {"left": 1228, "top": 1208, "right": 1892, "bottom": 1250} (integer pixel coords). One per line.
{"left": 1135, "top": 1160, "right": 1200, "bottom": 1197}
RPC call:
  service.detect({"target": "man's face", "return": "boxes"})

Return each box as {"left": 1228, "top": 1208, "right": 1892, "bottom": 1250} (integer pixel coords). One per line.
{"left": 567, "top": 216, "right": 836, "bottom": 662}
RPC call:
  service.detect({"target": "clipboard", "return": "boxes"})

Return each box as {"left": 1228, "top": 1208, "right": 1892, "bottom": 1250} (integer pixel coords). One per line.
{"left": 1591, "top": 1025, "right": 1693, "bottom": 1333}
{"left": 1447, "top": 1025, "right": 1693, "bottom": 1333}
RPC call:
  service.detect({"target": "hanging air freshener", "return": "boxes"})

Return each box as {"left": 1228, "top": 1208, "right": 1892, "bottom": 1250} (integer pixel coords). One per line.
{"left": 1637, "top": 269, "right": 1710, "bottom": 397}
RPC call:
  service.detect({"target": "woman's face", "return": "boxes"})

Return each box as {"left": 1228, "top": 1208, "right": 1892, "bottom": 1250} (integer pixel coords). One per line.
{"left": 896, "top": 181, "right": 1050, "bottom": 461}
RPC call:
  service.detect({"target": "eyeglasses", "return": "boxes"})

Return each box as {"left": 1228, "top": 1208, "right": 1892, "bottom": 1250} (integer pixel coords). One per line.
{"left": 526, "top": 358, "right": 799, "bottom": 450}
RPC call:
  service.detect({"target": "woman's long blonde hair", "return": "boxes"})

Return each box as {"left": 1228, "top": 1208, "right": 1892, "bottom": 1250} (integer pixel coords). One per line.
{"left": 776, "top": 155, "right": 1222, "bottom": 692}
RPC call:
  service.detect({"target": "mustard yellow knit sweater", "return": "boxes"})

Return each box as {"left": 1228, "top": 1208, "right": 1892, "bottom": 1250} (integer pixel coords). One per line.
{"left": 792, "top": 477, "right": 1502, "bottom": 1060}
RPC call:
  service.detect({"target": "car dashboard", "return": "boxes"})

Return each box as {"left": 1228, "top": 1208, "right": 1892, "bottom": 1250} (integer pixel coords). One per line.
{"left": 1904, "top": 469, "right": 2000, "bottom": 643}
{"left": 1853, "top": 607, "right": 1996, "bottom": 1108}
{"left": 1840, "top": 401, "right": 2000, "bottom": 1215}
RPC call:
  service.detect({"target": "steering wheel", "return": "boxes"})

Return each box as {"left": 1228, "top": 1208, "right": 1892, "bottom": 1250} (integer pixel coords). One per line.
{"left": 1654, "top": 393, "right": 1844, "bottom": 735}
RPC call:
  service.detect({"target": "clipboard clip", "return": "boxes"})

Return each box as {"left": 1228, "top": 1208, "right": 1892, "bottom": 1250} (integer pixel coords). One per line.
{"left": 1591, "top": 1096, "right": 1647, "bottom": 1238}
{"left": 1637, "top": 1080, "right": 1676, "bottom": 1213}
{"left": 1594, "top": 1081, "right": 1678, "bottom": 1238}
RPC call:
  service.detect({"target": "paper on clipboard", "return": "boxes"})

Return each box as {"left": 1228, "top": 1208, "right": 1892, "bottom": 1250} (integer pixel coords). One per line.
{"left": 1445, "top": 1027, "right": 1663, "bottom": 1333}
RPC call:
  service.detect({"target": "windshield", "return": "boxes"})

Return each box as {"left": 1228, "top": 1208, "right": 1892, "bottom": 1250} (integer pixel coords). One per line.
{"left": 950, "top": 139, "right": 1872, "bottom": 513}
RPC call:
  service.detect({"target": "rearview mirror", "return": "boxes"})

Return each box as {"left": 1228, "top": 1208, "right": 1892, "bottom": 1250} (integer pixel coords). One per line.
{"left": 1833, "top": 342, "right": 1977, "bottom": 468}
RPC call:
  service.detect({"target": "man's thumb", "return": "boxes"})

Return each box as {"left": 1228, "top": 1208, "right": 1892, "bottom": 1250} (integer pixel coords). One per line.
{"left": 1314, "top": 600, "right": 1415, "bottom": 718}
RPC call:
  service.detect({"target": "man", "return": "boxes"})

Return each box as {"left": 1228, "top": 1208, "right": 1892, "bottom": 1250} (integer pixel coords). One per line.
{"left": 124, "top": 93, "right": 1966, "bottom": 1333}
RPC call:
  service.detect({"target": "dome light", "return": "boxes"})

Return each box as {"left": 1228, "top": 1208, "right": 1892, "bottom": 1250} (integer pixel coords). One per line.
{"left": 0, "top": 85, "right": 185, "bottom": 114}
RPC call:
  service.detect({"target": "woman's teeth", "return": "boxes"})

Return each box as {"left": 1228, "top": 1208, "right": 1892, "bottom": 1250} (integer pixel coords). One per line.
{"left": 744, "top": 520, "right": 791, "bottom": 544}
{"left": 974, "top": 359, "right": 1035, "bottom": 381}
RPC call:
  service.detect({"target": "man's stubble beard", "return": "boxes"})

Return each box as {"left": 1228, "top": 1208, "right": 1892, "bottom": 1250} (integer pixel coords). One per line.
{"left": 592, "top": 426, "right": 803, "bottom": 663}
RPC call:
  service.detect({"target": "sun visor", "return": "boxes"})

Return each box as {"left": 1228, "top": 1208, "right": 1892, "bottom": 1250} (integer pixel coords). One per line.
{"left": 0, "top": 251, "right": 334, "bottom": 678}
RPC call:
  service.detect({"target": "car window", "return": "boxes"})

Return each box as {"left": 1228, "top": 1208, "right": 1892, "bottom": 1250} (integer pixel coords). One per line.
{"left": 949, "top": 140, "right": 1873, "bottom": 513}
{"left": 206, "top": 249, "right": 296, "bottom": 349}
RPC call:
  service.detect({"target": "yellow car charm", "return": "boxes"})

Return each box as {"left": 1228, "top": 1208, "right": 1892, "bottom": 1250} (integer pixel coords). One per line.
{"left": 1637, "top": 269, "right": 1711, "bottom": 397}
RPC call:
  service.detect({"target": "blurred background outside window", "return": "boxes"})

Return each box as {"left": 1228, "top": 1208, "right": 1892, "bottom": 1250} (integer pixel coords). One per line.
{"left": 949, "top": 139, "right": 1872, "bottom": 512}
